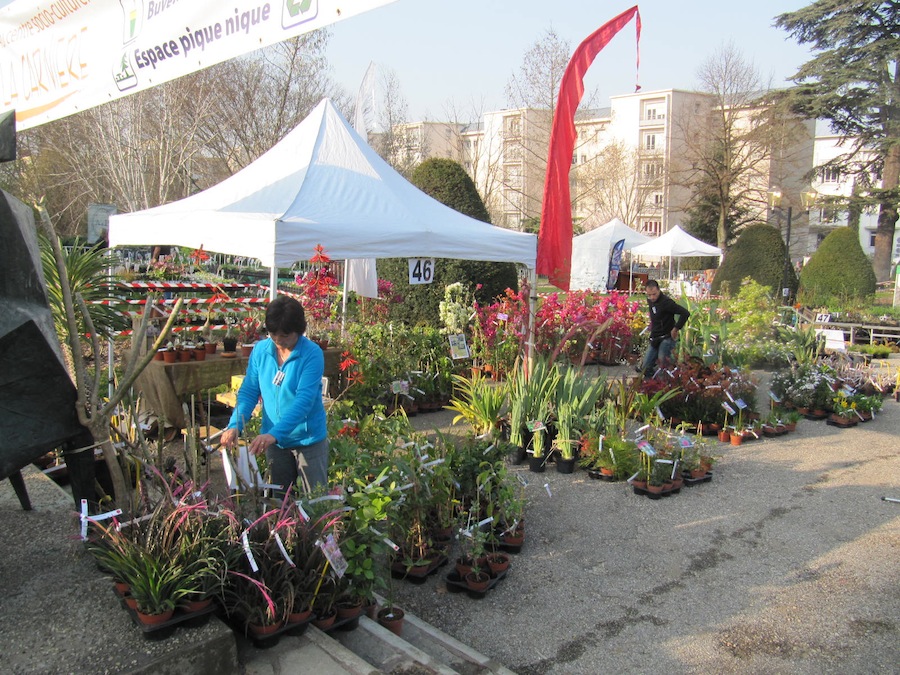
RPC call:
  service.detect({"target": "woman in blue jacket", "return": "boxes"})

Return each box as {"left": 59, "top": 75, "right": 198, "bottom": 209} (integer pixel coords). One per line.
{"left": 220, "top": 296, "right": 328, "bottom": 495}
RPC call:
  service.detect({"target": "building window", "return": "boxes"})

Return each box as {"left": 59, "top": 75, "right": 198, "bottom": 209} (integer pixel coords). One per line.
{"left": 819, "top": 166, "right": 841, "bottom": 183}
{"left": 870, "top": 233, "right": 877, "bottom": 247}
{"left": 572, "top": 152, "right": 578, "bottom": 165}
{"left": 641, "top": 220, "right": 661, "bottom": 237}
{"left": 654, "top": 193, "right": 663, "bottom": 206}
{"left": 820, "top": 207, "right": 840, "bottom": 223}
{"left": 645, "top": 134, "right": 657, "bottom": 150}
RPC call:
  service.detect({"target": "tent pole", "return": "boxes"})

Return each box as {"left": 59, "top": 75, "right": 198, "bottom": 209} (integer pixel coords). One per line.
{"left": 526, "top": 267, "right": 537, "bottom": 374}
{"left": 269, "top": 266, "right": 277, "bottom": 301}
{"left": 340, "top": 259, "right": 349, "bottom": 335}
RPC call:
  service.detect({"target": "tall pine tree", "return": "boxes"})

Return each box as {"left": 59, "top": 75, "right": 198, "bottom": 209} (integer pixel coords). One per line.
{"left": 776, "top": 1, "right": 900, "bottom": 281}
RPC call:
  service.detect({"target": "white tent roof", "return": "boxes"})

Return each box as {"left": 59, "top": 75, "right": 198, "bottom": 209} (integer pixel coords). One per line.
{"left": 108, "top": 99, "right": 536, "bottom": 269}
{"left": 629, "top": 225, "right": 722, "bottom": 258}
{"left": 570, "top": 218, "right": 650, "bottom": 291}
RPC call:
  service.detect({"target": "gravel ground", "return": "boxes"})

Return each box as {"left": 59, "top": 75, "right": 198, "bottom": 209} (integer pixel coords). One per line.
{"left": 2, "top": 365, "right": 898, "bottom": 674}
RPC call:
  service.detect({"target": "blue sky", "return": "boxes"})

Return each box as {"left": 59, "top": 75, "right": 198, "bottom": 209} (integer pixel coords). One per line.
{"left": 327, "top": 0, "right": 815, "bottom": 121}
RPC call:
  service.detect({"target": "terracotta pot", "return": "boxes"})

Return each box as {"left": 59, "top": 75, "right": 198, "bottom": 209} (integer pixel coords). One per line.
{"left": 311, "top": 608, "right": 336, "bottom": 630}
{"left": 178, "top": 349, "right": 192, "bottom": 362}
{"left": 646, "top": 483, "right": 665, "bottom": 495}
{"left": 287, "top": 607, "right": 312, "bottom": 624}
{"left": 193, "top": 348, "right": 206, "bottom": 362}
{"left": 124, "top": 595, "right": 138, "bottom": 610}
{"left": 487, "top": 552, "right": 510, "bottom": 575}
{"left": 455, "top": 557, "right": 474, "bottom": 578}
{"left": 465, "top": 571, "right": 491, "bottom": 592}
{"left": 784, "top": 422, "right": 797, "bottom": 432}
{"left": 718, "top": 430, "right": 730, "bottom": 443}
{"left": 248, "top": 620, "right": 282, "bottom": 637}
{"left": 599, "top": 467, "right": 615, "bottom": 477}
{"left": 163, "top": 350, "right": 177, "bottom": 364}
{"left": 114, "top": 581, "right": 130, "bottom": 595}
{"left": 241, "top": 344, "right": 254, "bottom": 357}
{"left": 180, "top": 597, "right": 213, "bottom": 613}
{"left": 204, "top": 342, "right": 217, "bottom": 354}
{"left": 336, "top": 600, "right": 364, "bottom": 620}
{"left": 690, "top": 468, "right": 708, "bottom": 479}
{"left": 500, "top": 531, "right": 524, "bottom": 547}
{"left": 154, "top": 350, "right": 165, "bottom": 361}
{"left": 377, "top": 607, "right": 404, "bottom": 636}
{"left": 730, "top": 432, "right": 743, "bottom": 446}
{"left": 136, "top": 608, "right": 175, "bottom": 626}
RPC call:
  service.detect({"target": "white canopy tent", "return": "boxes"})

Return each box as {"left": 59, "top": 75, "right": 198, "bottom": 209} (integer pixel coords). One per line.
{"left": 108, "top": 99, "right": 537, "bottom": 292}
{"left": 630, "top": 225, "right": 722, "bottom": 278}
{"left": 570, "top": 218, "right": 650, "bottom": 291}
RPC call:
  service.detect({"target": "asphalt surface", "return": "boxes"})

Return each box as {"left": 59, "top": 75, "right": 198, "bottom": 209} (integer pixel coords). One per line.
{"left": 1, "top": 365, "right": 898, "bottom": 674}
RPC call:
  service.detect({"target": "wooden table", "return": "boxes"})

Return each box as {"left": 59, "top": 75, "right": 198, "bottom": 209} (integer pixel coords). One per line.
{"left": 135, "top": 353, "right": 249, "bottom": 429}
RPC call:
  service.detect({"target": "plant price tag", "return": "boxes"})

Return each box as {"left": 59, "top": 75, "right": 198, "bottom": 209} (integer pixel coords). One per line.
{"left": 637, "top": 440, "right": 656, "bottom": 456}
{"left": 768, "top": 391, "right": 782, "bottom": 403}
{"left": 735, "top": 398, "right": 748, "bottom": 410}
{"left": 318, "top": 534, "right": 349, "bottom": 578}
{"left": 722, "top": 402, "right": 736, "bottom": 416}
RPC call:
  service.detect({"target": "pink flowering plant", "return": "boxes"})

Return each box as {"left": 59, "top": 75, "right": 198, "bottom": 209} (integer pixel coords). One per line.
{"left": 533, "top": 290, "right": 641, "bottom": 363}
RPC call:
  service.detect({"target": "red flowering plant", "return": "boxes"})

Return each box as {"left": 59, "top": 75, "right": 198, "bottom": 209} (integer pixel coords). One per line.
{"left": 295, "top": 245, "right": 341, "bottom": 347}
{"left": 473, "top": 286, "right": 529, "bottom": 375}
{"left": 355, "top": 278, "right": 402, "bottom": 325}
{"left": 534, "top": 290, "right": 641, "bottom": 363}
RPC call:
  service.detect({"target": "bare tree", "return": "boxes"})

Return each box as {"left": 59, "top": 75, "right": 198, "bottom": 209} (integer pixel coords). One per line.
{"left": 199, "top": 31, "right": 342, "bottom": 173}
{"left": 3, "top": 30, "right": 341, "bottom": 236}
{"left": 12, "top": 73, "right": 219, "bottom": 235}
{"left": 573, "top": 140, "right": 663, "bottom": 229}
{"left": 370, "top": 68, "right": 419, "bottom": 176}
{"left": 673, "top": 43, "right": 807, "bottom": 250}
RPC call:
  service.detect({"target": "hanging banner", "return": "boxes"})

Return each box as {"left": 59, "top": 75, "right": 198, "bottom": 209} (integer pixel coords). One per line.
{"left": 537, "top": 5, "right": 641, "bottom": 290}
{"left": 0, "top": 0, "right": 397, "bottom": 130}
{"left": 606, "top": 237, "right": 625, "bottom": 291}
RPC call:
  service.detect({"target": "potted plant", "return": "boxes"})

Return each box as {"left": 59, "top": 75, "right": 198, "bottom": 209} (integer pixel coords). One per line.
{"left": 221, "top": 324, "right": 239, "bottom": 354}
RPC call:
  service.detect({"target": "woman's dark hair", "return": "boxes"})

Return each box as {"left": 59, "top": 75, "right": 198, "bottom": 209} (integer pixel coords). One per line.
{"left": 265, "top": 296, "right": 307, "bottom": 336}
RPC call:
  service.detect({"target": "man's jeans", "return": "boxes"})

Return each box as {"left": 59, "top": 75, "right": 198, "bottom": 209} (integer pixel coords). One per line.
{"left": 641, "top": 337, "right": 676, "bottom": 378}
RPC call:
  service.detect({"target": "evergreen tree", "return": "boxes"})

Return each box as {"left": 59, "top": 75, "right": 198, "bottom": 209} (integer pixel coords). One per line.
{"left": 775, "top": 2, "right": 900, "bottom": 281}
{"left": 711, "top": 224, "right": 797, "bottom": 297}
{"left": 378, "top": 159, "right": 519, "bottom": 324}
{"left": 799, "top": 226, "right": 876, "bottom": 304}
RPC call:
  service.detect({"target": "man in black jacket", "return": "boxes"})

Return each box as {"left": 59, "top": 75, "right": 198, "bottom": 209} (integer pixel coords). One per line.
{"left": 640, "top": 280, "right": 690, "bottom": 377}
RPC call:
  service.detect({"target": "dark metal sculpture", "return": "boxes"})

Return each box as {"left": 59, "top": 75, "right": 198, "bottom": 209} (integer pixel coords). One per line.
{"left": 0, "top": 189, "right": 87, "bottom": 507}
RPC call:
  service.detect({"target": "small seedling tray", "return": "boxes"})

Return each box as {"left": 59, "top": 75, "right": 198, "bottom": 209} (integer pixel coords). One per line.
{"left": 444, "top": 568, "right": 508, "bottom": 599}
{"left": 390, "top": 551, "right": 448, "bottom": 583}
{"left": 114, "top": 588, "right": 217, "bottom": 639}
{"left": 681, "top": 471, "right": 713, "bottom": 486}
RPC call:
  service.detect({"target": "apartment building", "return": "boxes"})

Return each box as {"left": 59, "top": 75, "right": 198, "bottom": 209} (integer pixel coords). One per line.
{"left": 394, "top": 90, "right": 837, "bottom": 260}
{"left": 809, "top": 125, "right": 895, "bottom": 258}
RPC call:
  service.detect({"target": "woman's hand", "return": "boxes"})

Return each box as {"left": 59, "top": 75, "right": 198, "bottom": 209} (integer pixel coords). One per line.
{"left": 249, "top": 433, "right": 276, "bottom": 456}
{"left": 220, "top": 427, "right": 239, "bottom": 448}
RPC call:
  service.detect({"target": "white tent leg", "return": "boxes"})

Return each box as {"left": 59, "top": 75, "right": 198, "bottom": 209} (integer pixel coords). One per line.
{"left": 269, "top": 266, "right": 277, "bottom": 300}
{"left": 526, "top": 267, "right": 537, "bottom": 371}
{"left": 341, "top": 260, "right": 349, "bottom": 336}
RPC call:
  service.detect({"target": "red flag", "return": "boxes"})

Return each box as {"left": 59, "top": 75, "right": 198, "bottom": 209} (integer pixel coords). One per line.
{"left": 537, "top": 6, "right": 642, "bottom": 291}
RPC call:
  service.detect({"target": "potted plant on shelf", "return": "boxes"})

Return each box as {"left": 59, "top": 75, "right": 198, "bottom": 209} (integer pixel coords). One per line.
{"left": 222, "top": 325, "right": 238, "bottom": 354}
{"left": 238, "top": 313, "right": 264, "bottom": 357}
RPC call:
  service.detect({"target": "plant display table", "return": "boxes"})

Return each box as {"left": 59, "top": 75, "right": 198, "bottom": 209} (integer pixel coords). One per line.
{"left": 135, "top": 353, "right": 248, "bottom": 428}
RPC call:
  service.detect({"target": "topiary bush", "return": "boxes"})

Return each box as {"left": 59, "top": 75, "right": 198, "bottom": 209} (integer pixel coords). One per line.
{"left": 711, "top": 224, "right": 796, "bottom": 297}
{"left": 798, "top": 226, "right": 876, "bottom": 305}
{"left": 378, "top": 158, "right": 519, "bottom": 324}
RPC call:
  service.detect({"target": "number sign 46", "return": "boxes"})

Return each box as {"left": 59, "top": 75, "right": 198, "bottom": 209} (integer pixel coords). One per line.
{"left": 408, "top": 258, "right": 435, "bottom": 285}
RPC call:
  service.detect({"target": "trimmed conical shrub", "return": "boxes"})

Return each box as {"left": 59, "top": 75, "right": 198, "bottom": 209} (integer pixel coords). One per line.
{"left": 711, "top": 224, "right": 796, "bottom": 296}
{"left": 799, "top": 226, "right": 875, "bottom": 304}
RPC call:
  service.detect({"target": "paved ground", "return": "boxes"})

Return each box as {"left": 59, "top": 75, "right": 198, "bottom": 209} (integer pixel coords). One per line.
{"left": 2, "top": 365, "right": 898, "bottom": 674}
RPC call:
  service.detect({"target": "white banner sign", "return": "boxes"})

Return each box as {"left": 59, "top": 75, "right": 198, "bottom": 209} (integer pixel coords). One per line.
{"left": 0, "top": 0, "right": 396, "bottom": 130}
